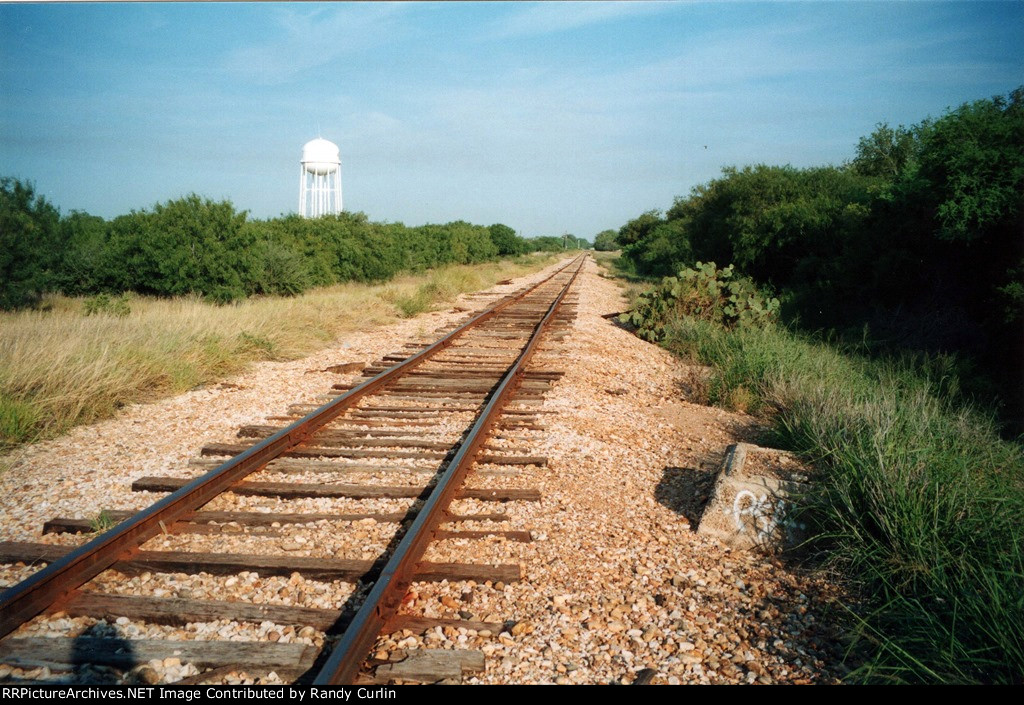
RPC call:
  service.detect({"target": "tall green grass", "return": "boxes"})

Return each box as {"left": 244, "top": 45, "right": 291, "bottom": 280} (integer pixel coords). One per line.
{"left": 662, "top": 317, "right": 1024, "bottom": 683}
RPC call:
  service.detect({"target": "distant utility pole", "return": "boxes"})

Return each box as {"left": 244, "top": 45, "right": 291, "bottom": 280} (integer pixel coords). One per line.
{"left": 562, "top": 232, "right": 568, "bottom": 250}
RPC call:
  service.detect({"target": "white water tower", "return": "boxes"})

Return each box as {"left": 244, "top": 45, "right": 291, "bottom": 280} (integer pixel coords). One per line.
{"left": 299, "top": 137, "right": 342, "bottom": 218}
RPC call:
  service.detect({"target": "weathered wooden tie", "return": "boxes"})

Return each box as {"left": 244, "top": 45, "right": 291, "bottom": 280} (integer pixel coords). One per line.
{"left": 131, "top": 476, "right": 542, "bottom": 501}
{"left": 0, "top": 542, "right": 521, "bottom": 584}
{"left": 44, "top": 509, "right": 511, "bottom": 535}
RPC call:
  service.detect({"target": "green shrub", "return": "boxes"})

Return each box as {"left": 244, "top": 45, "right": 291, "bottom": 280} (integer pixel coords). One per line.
{"left": 526, "top": 235, "right": 568, "bottom": 252}
{"left": 622, "top": 261, "right": 778, "bottom": 341}
{"left": 593, "top": 229, "right": 618, "bottom": 251}
{"left": 83, "top": 293, "right": 131, "bottom": 317}
{"left": 98, "top": 194, "right": 253, "bottom": 302}
{"left": 0, "top": 178, "right": 62, "bottom": 309}
{"left": 488, "top": 223, "right": 529, "bottom": 256}
{"left": 0, "top": 179, "right": 530, "bottom": 312}
{"left": 246, "top": 239, "right": 312, "bottom": 297}
{"left": 613, "top": 87, "right": 1024, "bottom": 431}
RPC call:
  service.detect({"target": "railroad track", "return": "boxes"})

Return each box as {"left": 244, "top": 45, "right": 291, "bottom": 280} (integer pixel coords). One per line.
{"left": 0, "top": 254, "right": 587, "bottom": 685}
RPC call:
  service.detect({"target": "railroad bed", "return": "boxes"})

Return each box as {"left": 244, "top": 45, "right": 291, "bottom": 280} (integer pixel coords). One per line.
{"left": 0, "top": 254, "right": 586, "bottom": 685}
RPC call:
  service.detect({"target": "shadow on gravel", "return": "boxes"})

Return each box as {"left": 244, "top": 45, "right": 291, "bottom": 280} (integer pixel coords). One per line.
{"left": 70, "top": 623, "right": 136, "bottom": 684}
{"left": 605, "top": 314, "right": 634, "bottom": 333}
{"left": 654, "top": 465, "right": 718, "bottom": 528}
{"left": 654, "top": 463, "right": 856, "bottom": 683}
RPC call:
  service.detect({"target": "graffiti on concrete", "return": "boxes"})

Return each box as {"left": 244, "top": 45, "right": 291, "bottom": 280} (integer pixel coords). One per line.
{"left": 731, "top": 489, "right": 781, "bottom": 543}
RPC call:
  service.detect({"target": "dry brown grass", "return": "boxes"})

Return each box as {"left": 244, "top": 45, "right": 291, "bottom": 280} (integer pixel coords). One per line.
{"left": 0, "top": 255, "right": 558, "bottom": 451}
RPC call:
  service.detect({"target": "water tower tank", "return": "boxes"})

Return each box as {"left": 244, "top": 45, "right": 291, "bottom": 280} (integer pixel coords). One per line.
{"left": 301, "top": 138, "right": 341, "bottom": 175}
{"left": 298, "top": 137, "right": 343, "bottom": 217}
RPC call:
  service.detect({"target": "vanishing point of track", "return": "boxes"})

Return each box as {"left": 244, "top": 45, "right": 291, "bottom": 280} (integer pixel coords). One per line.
{"left": 0, "top": 254, "right": 587, "bottom": 684}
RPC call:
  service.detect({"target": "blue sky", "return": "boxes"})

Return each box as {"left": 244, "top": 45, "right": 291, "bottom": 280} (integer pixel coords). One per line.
{"left": 1, "top": 1, "right": 1022, "bottom": 239}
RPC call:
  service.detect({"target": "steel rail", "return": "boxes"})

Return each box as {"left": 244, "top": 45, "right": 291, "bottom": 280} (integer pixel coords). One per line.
{"left": 313, "top": 254, "right": 587, "bottom": 684}
{"left": 0, "top": 255, "right": 585, "bottom": 639}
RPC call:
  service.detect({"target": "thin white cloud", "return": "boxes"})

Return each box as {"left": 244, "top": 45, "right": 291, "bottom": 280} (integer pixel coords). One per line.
{"left": 221, "top": 3, "right": 410, "bottom": 85}
{"left": 485, "top": 1, "right": 677, "bottom": 39}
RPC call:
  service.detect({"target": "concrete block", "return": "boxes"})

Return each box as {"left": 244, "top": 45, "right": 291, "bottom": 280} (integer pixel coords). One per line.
{"left": 697, "top": 443, "right": 810, "bottom": 552}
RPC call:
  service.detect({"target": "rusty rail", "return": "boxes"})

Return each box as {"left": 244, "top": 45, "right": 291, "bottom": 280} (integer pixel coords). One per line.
{"left": 0, "top": 255, "right": 585, "bottom": 639}
{"left": 313, "top": 254, "right": 586, "bottom": 684}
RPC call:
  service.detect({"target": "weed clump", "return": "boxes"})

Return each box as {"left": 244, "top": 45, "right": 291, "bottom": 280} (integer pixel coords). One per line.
{"left": 83, "top": 293, "right": 131, "bottom": 318}
{"left": 622, "top": 262, "right": 778, "bottom": 341}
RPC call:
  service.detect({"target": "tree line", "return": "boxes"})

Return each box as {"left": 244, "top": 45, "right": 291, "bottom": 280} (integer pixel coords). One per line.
{"left": 0, "top": 185, "right": 574, "bottom": 308}
{"left": 611, "top": 87, "right": 1024, "bottom": 429}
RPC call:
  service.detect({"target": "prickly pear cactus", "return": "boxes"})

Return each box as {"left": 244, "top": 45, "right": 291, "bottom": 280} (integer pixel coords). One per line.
{"left": 620, "top": 262, "right": 779, "bottom": 338}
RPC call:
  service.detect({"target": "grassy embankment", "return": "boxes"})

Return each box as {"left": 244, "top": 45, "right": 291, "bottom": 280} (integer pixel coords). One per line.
{"left": 599, "top": 254, "right": 1024, "bottom": 684}
{"left": 0, "top": 253, "right": 561, "bottom": 454}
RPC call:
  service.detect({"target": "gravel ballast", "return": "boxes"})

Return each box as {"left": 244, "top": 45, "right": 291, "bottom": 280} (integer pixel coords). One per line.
{"left": 0, "top": 256, "right": 846, "bottom": 684}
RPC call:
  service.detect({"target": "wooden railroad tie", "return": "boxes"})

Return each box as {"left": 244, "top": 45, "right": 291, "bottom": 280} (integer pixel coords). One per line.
{"left": 200, "top": 441, "right": 548, "bottom": 465}
{"left": 0, "top": 542, "right": 521, "bottom": 584}
{"left": 43, "top": 509, "right": 513, "bottom": 535}
{"left": 131, "top": 476, "right": 543, "bottom": 502}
